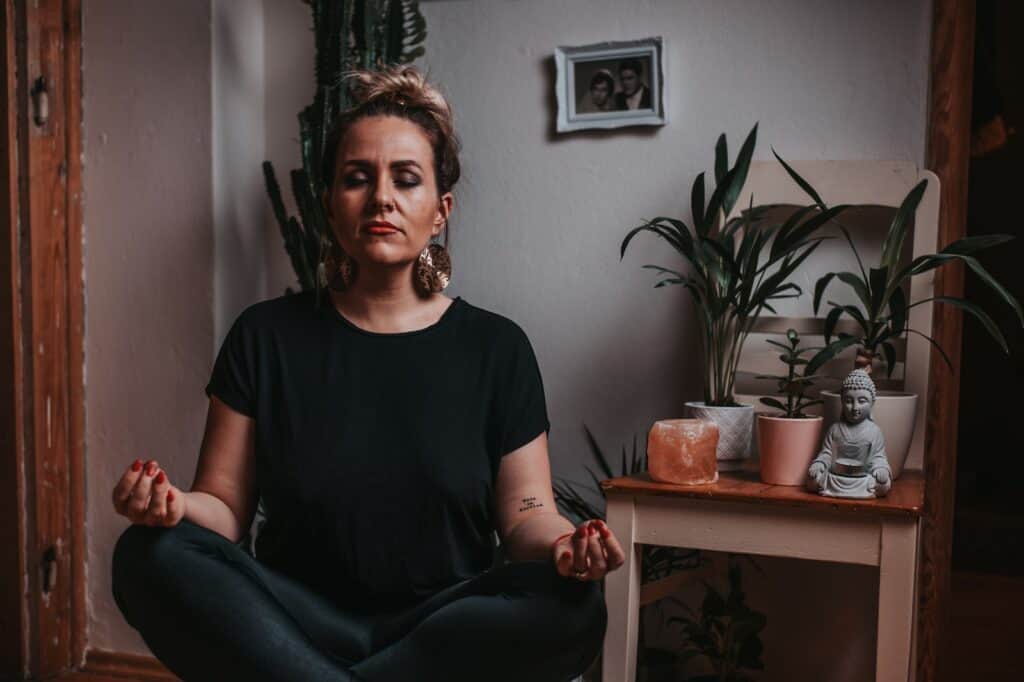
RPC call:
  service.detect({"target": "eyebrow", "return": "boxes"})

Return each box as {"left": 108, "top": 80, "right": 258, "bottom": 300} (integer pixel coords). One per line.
{"left": 343, "top": 159, "right": 423, "bottom": 170}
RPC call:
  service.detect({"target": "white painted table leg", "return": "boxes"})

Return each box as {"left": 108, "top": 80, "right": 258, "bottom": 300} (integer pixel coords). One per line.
{"left": 603, "top": 495, "right": 640, "bottom": 682}
{"left": 876, "top": 518, "right": 919, "bottom": 682}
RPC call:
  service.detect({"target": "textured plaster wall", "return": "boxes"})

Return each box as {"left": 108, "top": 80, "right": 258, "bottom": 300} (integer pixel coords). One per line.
{"left": 83, "top": 0, "right": 213, "bottom": 655}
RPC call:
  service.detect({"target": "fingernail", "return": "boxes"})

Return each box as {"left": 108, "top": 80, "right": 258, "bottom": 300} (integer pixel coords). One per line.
{"left": 131, "top": 459, "right": 142, "bottom": 472}
{"left": 154, "top": 471, "right": 165, "bottom": 484}
{"left": 167, "top": 489, "right": 175, "bottom": 502}
{"left": 588, "top": 525, "right": 596, "bottom": 536}
{"left": 574, "top": 526, "right": 586, "bottom": 539}
{"left": 146, "top": 463, "right": 157, "bottom": 475}
{"left": 599, "top": 526, "right": 610, "bottom": 537}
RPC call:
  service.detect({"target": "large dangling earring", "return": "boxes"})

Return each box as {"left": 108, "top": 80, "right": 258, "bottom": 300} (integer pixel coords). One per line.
{"left": 320, "top": 238, "right": 357, "bottom": 291}
{"left": 414, "top": 232, "right": 452, "bottom": 295}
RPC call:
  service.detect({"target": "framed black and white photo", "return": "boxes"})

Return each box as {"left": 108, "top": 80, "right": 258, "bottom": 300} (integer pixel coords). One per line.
{"left": 554, "top": 36, "right": 666, "bottom": 133}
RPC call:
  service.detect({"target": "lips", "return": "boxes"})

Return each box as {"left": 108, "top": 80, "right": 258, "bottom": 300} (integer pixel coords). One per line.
{"left": 364, "top": 221, "right": 399, "bottom": 234}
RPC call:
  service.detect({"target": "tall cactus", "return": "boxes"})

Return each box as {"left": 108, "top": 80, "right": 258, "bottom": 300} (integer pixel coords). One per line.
{"left": 263, "top": 0, "right": 428, "bottom": 296}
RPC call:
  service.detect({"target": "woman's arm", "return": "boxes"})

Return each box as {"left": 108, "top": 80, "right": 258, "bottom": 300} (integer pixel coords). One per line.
{"left": 183, "top": 395, "right": 259, "bottom": 543}
{"left": 494, "top": 432, "right": 576, "bottom": 562}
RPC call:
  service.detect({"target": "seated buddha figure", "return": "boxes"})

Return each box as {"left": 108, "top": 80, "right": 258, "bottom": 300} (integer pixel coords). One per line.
{"left": 807, "top": 369, "right": 893, "bottom": 498}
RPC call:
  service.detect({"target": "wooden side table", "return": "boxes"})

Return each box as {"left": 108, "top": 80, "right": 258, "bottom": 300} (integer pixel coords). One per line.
{"left": 600, "top": 467, "right": 925, "bottom": 682}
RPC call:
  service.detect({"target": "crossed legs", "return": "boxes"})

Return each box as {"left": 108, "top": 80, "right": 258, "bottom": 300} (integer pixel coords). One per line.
{"left": 112, "top": 520, "right": 606, "bottom": 681}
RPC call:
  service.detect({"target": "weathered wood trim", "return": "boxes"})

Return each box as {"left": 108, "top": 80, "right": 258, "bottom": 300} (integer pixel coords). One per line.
{"left": 920, "top": 1, "right": 976, "bottom": 680}
{"left": 0, "top": 0, "right": 30, "bottom": 676}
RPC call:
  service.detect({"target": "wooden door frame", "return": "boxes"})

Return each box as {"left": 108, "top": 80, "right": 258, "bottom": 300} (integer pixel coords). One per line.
{"left": 919, "top": 1, "right": 975, "bottom": 681}
{"left": 0, "top": 0, "right": 972, "bottom": 680}
{"left": 2, "top": 0, "right": 87, "bottom": 678}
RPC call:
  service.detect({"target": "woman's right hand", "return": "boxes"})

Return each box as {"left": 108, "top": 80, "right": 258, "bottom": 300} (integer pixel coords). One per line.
{"left": 112, "top": 458, "right": 186, "bottom": 527}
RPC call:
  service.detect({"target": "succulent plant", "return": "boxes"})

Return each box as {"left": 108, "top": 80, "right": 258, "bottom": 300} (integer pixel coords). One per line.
{"left": 756, "top": 329, "right": 825, "bottom": 418}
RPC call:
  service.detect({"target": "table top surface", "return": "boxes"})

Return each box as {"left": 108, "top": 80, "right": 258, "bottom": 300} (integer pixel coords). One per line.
{"left": 600, "top": 463, "right": 925, "bottom": 517}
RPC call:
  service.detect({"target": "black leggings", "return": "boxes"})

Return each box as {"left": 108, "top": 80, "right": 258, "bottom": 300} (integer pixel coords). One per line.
{"left": 111, "top": 519, "right": 606, "bottom": 681}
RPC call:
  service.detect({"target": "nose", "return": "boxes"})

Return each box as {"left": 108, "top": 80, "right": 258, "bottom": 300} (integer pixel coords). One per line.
{"left": 368, "top": 176, "right": 395, "bottom": 213}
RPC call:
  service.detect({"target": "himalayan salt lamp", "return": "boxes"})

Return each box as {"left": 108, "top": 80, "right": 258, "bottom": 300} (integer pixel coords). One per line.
{"left": 647, "top": 419, "right": 719, "bottom": 485}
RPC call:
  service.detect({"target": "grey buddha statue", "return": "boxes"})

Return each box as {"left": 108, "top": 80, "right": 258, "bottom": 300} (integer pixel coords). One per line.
{"left": 807, "top": 369, "right": 893, "bottom": 498}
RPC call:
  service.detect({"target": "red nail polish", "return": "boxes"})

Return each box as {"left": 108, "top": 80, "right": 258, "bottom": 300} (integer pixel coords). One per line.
{"left": 599, "top": 526, "right": 610, "bottom": 538}
{"left": 588, "top": 525, "right": 596, "bottom": 536}
{"left": 574, "top": 526, "right": 586, "bottom": 539}
{"left": 131, "top": 459, "right": 142, "bottom": 472}
{"left": 154, "top": 471, "right": 165, "bottom": 484}
{"left": 167, "top": 489, "right": 175, "bottom": 502}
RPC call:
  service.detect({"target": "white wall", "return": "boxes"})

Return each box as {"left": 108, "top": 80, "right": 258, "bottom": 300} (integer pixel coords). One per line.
{"left": 83, "top": 0, "right": 214, "bottom": 655}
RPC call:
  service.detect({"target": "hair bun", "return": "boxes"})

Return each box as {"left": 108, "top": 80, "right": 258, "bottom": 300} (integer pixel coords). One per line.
{"left": 343, "top": 64, "right": 450, "bottom": 118}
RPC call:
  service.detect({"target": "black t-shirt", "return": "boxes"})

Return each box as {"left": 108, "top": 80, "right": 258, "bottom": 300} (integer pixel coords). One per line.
{"left": 204, "top": 289, "right": 550, "bottom": 610}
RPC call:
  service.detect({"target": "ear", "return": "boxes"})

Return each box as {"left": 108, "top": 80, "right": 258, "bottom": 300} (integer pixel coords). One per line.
{"left": 433, "top": 191, "right": 454, "bottom": 237}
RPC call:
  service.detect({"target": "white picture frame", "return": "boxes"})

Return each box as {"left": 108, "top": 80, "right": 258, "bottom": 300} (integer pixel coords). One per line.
{"left": 554, "top": 36, "right": 667, "bottom": 133}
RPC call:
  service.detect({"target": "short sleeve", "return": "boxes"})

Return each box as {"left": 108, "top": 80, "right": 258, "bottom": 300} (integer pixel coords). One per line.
{"left": 490, "top": 323, "right": 550, "bottom": 457}
{"left": 204, "top": 312, "right": 257, "bottom": 417}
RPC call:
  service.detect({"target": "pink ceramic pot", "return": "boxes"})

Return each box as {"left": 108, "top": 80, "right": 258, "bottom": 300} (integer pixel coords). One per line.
{"left": 756, "top": 415, "right": 823, "bottom": 486}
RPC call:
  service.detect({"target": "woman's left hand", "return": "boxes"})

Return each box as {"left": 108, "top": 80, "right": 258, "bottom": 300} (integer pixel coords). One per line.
{"left": 553, "top": 519, "right": 626, "bottom": 582}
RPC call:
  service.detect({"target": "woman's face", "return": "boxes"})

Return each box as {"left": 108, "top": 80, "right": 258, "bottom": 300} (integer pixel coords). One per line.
{"left": 324, "top": 115, "right": 452, "bottom": 269}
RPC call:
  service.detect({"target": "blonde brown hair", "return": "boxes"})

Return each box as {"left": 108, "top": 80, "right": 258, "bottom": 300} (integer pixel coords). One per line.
{"left": 321, "top": 65, "right": 462, "bottom": 206}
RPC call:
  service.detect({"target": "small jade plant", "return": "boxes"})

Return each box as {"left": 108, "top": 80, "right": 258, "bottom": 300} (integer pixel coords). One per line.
{"left": 757, "top": 329, "right": 827, "bottom": 418}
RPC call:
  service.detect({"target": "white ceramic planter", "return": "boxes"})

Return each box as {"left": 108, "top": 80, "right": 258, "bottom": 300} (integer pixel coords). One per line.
{"left": 756, "top": 415, "right": 823, "bottom": 486}
{"left": 822, "top": 390, "right": 918, "bottom": 479}
{"left": 683, "top": 402, "right": 754, "bottom": 470}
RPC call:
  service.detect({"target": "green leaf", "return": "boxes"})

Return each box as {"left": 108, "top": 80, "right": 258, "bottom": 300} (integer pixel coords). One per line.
{"left": 881, "top": 179, "right": 928, "bottom": 272}
{"left": 887, "top": 284, "right": 907, "bottom": 341}
{"left": 715, "top": 134, "right": 728, "bottom": 185}
{"left": 691, "top": 172, "right": 706, "bottom": 229}
{"left": 904, "top": 253, "right": 1023, "bottom": 326}
{"left": 940, "top": 234, "right": 1014, "bottom": 255}
{"left": 869, "top": 267, "right": 888, "bottom": 317}
{"left": 700, "top": 167, "right": 739, "bottom": 236}
{"left": 805, "top": 335, "right": 860, "bottom": 375}
{"left": 772, "top": 147, "right": 825, "bottom": 208}
{"left": 759, "top": 397, "right": 788, "bottom": 412}
{"left": 882, "top": 341, "right": 897, "bottom": 378}
{"left": 813, "top": 273, "right": 836, "bottom": 315}
{"left": 835, "top": 272, "right": 872, "bottom": 311}
{"left": 905, "top": 328, "right": 953, "bottom": 372}
{"left": 722, "top": 123, "right": 758, "bottom": 217}
{"left": 932, "top": 296, "right": 1010, "bottom": 353}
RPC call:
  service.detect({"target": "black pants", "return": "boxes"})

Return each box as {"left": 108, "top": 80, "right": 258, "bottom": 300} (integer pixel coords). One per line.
{"left": 111, "top": 519, "right": 607, "bottom": 681}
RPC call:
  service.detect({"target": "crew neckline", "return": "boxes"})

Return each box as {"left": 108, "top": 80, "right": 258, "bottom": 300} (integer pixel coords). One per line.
{"left": 327, "top": 294, "right": 464, "bottom": 338}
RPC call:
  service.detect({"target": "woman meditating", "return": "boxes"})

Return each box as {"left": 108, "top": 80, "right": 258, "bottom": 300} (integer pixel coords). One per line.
{"left": 110, "top": 64, "right": 622, "bottom": 682}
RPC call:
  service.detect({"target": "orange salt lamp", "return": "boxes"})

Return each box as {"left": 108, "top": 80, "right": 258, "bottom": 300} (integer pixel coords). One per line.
{"left": 647, "top": 419, "right": 719, "bottom": 485}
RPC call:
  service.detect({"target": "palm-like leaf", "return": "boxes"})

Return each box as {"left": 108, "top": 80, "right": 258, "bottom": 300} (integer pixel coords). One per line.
{"left": 621, "top": 125, "right": 846, "bottom": 405}
{"left": 789, "top": 170, "right": 1022, "bottom": 376}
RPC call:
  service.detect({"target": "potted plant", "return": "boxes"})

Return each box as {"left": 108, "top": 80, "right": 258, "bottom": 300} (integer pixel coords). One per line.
{"left": 620, "top": 124, "right": 847, "bottom": 469}
{"left": 666, "top": 556, "right": 767, "bottom": 682}
{"left": 773, "top": 155, "right": 1024, "bottom": 476}
{"left": 755, "top": 329, "right": 826, "bottom": 485}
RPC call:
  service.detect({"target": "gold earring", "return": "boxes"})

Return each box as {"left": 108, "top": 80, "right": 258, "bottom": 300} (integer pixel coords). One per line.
{"left": 414, "top": 238, "right": 451, "bottom": 294}
{"left": 321, "top": 240, "right": 356, "bottom": 291}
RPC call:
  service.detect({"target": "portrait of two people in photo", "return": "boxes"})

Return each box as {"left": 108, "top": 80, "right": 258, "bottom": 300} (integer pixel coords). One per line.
{"left": 576, "top": 57, "right": 653, "bottom": 114}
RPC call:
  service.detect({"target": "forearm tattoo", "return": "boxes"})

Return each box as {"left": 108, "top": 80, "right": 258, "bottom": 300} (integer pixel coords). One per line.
{"left": 518, "top": 496, "right": 544, "bottom": 512}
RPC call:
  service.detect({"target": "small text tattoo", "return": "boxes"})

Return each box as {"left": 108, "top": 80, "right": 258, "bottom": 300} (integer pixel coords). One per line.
{"left": 518, "top": 496, "right": 544, "bottom": 512}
